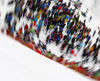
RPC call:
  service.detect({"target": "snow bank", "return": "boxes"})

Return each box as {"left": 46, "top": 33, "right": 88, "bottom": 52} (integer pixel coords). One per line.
{"left": 0, "top": 34, "right": 93, "bottom": 81}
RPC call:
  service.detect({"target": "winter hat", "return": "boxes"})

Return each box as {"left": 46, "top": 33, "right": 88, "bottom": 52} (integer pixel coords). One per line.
{"left": 71, "top": 49, "right": 77, "bottom": 57}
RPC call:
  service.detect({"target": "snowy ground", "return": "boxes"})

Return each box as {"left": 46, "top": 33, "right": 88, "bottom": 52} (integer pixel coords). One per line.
{"left": 81, "top": 0, "right": 100, "bottom": 19}
{"left": 0, "top": 34, "right": 93, "bottom": 81}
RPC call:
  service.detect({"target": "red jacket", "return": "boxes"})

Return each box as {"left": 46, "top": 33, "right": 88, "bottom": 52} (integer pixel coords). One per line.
{"left": 58, "top": 6, "right": 61, "bottom": 10}
{"left": 24, "top": 24, "right": 28, "bottom": 31}
{"left": 67, "top": 10, "right": 69, "bottom": 14}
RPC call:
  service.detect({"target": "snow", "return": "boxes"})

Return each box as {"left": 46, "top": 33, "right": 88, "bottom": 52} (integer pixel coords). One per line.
{"left": 81, "top": 0, "right": 100, "bottom": 19}
{"left": 0, "top": 34, "right": 93, "bottom": 81}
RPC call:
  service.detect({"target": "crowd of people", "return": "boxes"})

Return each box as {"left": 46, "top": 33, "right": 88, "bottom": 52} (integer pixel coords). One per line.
{"left": 4, "top": 0, "right": 100, "bottom": 73}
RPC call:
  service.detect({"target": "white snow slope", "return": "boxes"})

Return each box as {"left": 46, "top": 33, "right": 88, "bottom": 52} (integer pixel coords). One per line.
{"left": 0, "top": 34, "right": 93, "bottom": 81}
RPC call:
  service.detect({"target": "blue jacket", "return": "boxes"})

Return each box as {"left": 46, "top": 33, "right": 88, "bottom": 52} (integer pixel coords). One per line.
{"left": 57, "top": 35, "right": 61, "bottom": 41}
{"left": 34, "top": 15, "right": 38, "bottom": 22}
{"left": 39, "top": 20, "right": 43, "bottom": 27}
{"left": 64, "top": 8, "right": 68, "bottom": 11}
{"left": 47, "top": 2, "right": 50, "bottom": 7}
{"left": 87, "top": 36, "right": 91, "bottom": 41}
{"left": 56, "top": 4, "right": 60, "bottom": 8}
{"left": 69, "top": 9, "right": 72, "bottom": 12}
{"left": 67, "top": 22, "right": 71, "bottom": 25}
{"left": 65, "top": 15, "right": 68, "bottom": 19}
{"left": 93, "top": 31, "right": 96, "bottom": 36}
{"left": 68, "top": 29, "right": 71, "bottom": 35}
{"left": 52, "top": 9, "right": 55, "bottom": 14}
{"left": 68, "top": 16, "right": 71, "bottom": 20}
{"left": 69, "top": 35, "right": 71, "bottom": 40}
{"left": 77, "top": 34, "right": 82, "bottom": 39}
{"left": 15, "top": 6, "right": 20, "bottom": 13}
{"left": 38, "top": 25, "right": 40, "bottom": 30}
{"left": 41, "top": 3, "right": 46, "bottom": 9}
{"left": 59, "top": 27, "right": 63, "bottom": 32}
{"left": 38, "top": 41, "right": 41, "bottom": 47}
{"left": 60, "top": 23, "right": 63, "bottom": 27}
{"left": 8, "top": 14, "right": 12, "bottom": 22}
{"left": 90, "top": 16, "right": 92, "bottom": 20}
{"left": 11, "top": 27, "right": 14, "bottom": 34}
{"left": 44, "top": 45, "right": 47, "bottom": 50}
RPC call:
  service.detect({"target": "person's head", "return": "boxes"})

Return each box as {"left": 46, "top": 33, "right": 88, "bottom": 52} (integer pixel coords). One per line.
{"left": 49, "top": 50, "right": 51, "bottom": 53}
